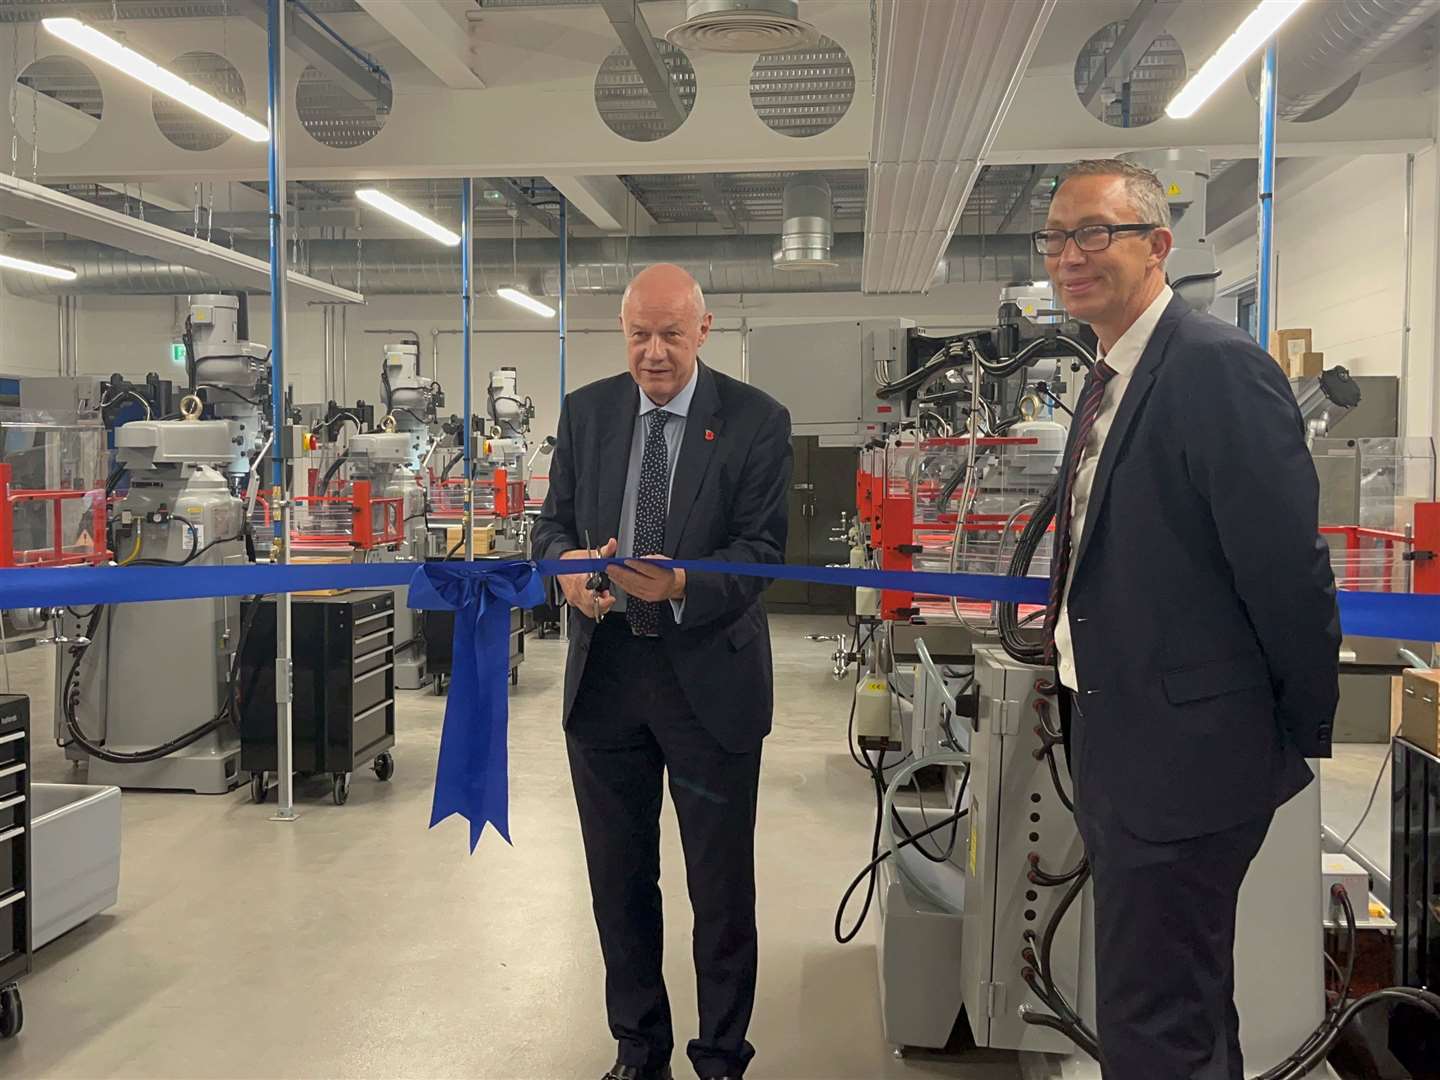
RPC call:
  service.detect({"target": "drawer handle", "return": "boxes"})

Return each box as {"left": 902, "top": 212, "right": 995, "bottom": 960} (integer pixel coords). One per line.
{"left": 0, "top": 794, "right": 24, "bottom": 812}
{"left": 354, "top": 645, "right": 394, "bottom": 665}
{"left": 355, "top": 629, "right": 392, "bottom": 647}
{"left": 355, "top": 611, "right": 392, "bottom": 627}
{"left": 354, "top": 663, "right": 394, "bottom": 684}
{"left": 0, "top": 732, "right": 22, "bottom": 746}
{"left": 0, "top": 826, "right": 22, "bottom": 844}
{"left": 0, "top": 889, "right": 24, "bottom": 911}
{"left": 0, "top": 762, "right": 25, "bottom": 780}
{"left": 353, "top": 699, "right": 392, "bottom": 724}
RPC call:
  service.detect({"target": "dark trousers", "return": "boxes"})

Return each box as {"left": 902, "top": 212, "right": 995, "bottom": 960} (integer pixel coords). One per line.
{"left": 1075, "top": 771, "right": 1272, "bottom": 1078}
{"left": 567, "top": 614, "right": 762, "bottom": 1078}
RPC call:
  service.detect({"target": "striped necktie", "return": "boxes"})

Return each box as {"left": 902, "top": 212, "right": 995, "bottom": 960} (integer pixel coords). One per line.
{"left": 1044, "top": 358, "right": 1117, "bottom": 659}
{"left": 627, "top": 409, "right": 672, "bottom": 636}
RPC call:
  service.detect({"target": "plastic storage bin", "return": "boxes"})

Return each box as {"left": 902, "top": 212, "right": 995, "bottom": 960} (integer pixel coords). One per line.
{"left": 30, "top": 784, "right": 120, "bottom": 948}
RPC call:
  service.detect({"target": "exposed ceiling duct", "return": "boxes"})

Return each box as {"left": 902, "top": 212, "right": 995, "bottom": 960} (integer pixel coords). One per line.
{"left": 1, "top": 233, "right": 1040, "bottom": 297}
{"left": 1268, "top": 0, "right": 1440, "bottom": 121}
{"left": 772, "top": 175, "right": 835, "bottom": 271}
{"left": 864, "top": 0, "right": 1057, "bottom": 294}
{"left": 665, "top": 0, "right": 818, "bottom": 54}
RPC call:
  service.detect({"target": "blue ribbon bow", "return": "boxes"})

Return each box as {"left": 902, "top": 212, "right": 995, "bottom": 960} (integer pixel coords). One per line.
{"left": 408, "top": 560, "right": 546, "bottom": 851}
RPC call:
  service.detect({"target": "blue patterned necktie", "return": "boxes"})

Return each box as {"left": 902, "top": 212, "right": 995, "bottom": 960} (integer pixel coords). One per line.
{"left": 628, "top": 409, "right": 672, "bottom": 636}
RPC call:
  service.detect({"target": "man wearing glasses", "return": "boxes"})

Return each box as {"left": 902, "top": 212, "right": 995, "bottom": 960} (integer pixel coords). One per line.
{"left": 1034, "top": 160, "right": 1340, "bottom": 1079}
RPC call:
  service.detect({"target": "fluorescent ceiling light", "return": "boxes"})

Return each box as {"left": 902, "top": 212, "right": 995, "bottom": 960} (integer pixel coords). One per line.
{"left": 0, "top": 252, "right": 76, "bottom": 281}
{"left": 497, "top": 287, "right": 556, "bottom": 318}
{"left": 42, "top": 17, "right": 268, "bottom": 141}
{"left": 356, "top": 188, "right": 461, "bottom": 246}
{"left": 1165, "top": 0, "right": 1308, "bottom": 119}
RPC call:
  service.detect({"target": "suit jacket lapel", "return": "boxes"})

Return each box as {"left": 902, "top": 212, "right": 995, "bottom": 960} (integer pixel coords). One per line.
{"left": 1071, "top": 295, "right": 1189, "bottom": 579}
{"left": 597, "top": 375, "right": 637, "bottom": 549}
{"left": 664, "top": 362, "right": 722, "bottom": 554}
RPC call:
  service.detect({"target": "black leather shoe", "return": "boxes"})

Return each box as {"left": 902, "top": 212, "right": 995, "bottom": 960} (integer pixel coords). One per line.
{"left": 600, "top": 1064, "right": 672, "bottom": 1080}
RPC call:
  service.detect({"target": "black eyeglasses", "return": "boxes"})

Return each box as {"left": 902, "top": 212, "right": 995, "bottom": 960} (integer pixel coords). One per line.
{"left": 1032, "top": 223, "right": 1159, "bottom": 256}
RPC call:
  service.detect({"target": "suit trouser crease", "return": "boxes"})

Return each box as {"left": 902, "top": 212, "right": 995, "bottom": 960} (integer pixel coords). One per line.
{"left": 567, "top": 617, "right": 761, "bottom": 1077}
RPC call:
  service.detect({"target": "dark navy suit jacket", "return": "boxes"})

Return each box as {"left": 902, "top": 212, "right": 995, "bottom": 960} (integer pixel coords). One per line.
{"left": 1056, "top": 294, "right": 1342, "bottom": 844}
{"left": 532, "top": 361, "right": 793, "bottom": 752}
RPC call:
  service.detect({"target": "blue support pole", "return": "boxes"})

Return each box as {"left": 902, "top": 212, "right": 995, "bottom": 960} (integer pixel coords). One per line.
{"left": 461, "top": 177, "right": 474, "bottom": 561}
{"left": 1257, "top": 39, "right": 1279, "bottom": 348}
{"left": 559, "top": 198, "right": 568, "bottom": 404}
{"left": 265, "top": 0, "right": 296, "bottom": 821}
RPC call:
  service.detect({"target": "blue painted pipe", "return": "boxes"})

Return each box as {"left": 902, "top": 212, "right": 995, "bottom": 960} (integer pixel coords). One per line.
{"left": 266, "top": 0, "right": 285, "bottom": 540}
{"left": 1257, "top": 40, "right": 1279, "bottom": 347}
{"left": 461, "top": 177, "right": 474, "bottom": 559}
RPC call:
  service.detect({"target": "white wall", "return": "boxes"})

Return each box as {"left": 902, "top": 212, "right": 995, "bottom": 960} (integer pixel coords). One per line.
{"left": 0, "top": 278, "right": 1007, "bottom": 442}
{"left": 1213, "top": 154, "right": 1410, "bottom": 381}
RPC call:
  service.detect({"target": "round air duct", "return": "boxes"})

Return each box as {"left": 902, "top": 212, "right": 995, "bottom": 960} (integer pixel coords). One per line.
{"left": 773, "top": 175, "right": 836, "bottom": 271}
{"left": 665, "top": 0, "right": 819, "bottom": 54}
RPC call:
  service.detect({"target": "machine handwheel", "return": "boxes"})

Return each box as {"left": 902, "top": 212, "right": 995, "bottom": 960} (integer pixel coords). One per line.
{"left": 0, "top": 983, "right": 23, "bottom": 1039}
{"left": 373, "top": 753, "right": 394, "bottom": 782}
{"left": 250, "top": 772, "right": 269, "bottom": 804}
{"left": 332, "top": 772, "right": 351, "bottom": 806}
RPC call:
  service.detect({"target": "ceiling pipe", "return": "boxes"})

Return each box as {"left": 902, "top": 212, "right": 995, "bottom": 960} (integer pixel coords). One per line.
{"left": 1, "top": 233, "right": 1039, "bottom": 297}
{"left": 1269, "top": 0, "right": 1440, "bottom": 120}
{"left": 773, "top": 175, "right": 836, "bottom": 271}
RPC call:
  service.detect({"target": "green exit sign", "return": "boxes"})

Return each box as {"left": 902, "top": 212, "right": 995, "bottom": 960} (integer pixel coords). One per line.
{"left": 170, "top": 343, "right": 186, "bottom": 365}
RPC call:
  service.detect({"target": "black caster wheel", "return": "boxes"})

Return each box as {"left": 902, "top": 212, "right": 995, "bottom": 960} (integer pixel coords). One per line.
{"left": 510, "top": 668, "right": 519, "bottom": 687}
{"left": 432, "top": 676, "right": 444, "bottom": 696}
{"left": 0, "top": 983, "right": 23, "bottom": 1040}
{"left": 373, "top": 752, "right": 394, "bottom": 782}
{"left": 250, "top": 771, "right": 269, "bottom": 804}
{"left": 332, "top": 772, "right": 351, "bottom": 806}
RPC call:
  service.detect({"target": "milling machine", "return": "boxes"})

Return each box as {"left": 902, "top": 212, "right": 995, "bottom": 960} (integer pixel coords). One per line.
{"left": 343, "top": 340, "right": 442, "bottom": 688}
{"left": 54, "top": 293, "right": 269, "bottom": 793}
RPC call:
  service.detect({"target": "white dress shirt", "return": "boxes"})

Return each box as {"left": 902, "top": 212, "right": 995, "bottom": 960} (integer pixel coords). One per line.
{"left": 1056, "top": 285, "right": 1173, "bottom": 691}
{"left": 614, "top": 362, "right": 698, "bottom": 624}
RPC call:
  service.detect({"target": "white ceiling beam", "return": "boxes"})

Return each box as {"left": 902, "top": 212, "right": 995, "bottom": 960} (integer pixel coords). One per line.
{"left": 1077, "top": 0, "right": 1184, "bottom": 112}
{"left": 545, "top": 174, "right": 654, "bottom": 233}
{"left": 232, "top": 0, "right": 393, "bottom": 111}
{"left": 354, "top": 0, "right": 485, "bottom": 89}
{"left": 864, "top": 0, "right": 1058, "bottom": 294}
{"left": 0, "top": 173, "right": 363, "bottom": 304}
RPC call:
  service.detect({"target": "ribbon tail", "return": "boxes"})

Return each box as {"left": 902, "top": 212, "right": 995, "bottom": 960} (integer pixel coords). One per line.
{"left": 428, "top": 598, "right": 512, "bottom": 850}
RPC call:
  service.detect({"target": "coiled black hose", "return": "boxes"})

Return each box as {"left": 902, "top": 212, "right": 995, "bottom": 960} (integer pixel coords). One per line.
{"left": 999, "top": 480, "right": 1058, "bottom": 665}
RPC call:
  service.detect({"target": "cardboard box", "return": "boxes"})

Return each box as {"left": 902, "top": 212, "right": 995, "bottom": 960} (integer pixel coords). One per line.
{"left": 1270, "top": 327, "right": 1313, "bottom": 366}
{"left": 1293, "top": 351, "right": 1324, "bottom": 379}
{"left": 1400, "top": 668, "right": 1440, "bottom": 755}
{"left": 445, "top": 524, "right": 495, "bottom": 555}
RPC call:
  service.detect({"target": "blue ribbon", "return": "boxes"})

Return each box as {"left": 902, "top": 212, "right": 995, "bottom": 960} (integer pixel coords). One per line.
{"left": 407, "top": 561, "right": 546, "bottom": 851}
{"left": 4, "top": 557, "right": 1439, "bottom": 852}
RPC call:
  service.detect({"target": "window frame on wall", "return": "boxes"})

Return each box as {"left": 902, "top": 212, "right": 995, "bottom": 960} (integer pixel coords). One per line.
{"left": 1216, "top": 275, "right": 1260, "bottom": 343}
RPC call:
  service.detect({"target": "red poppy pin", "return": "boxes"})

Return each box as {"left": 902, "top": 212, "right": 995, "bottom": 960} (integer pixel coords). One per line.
{"left": 705, "top": 429, "right": 716, "bottom": 441}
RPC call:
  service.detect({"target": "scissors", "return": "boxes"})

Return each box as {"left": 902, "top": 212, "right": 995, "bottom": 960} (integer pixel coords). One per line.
{"left": 584, "top": 529, "right": 610, "bottom": 623}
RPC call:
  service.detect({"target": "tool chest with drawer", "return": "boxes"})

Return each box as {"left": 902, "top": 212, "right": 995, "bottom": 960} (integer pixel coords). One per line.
{"left": 0, "top": 693, "right": 31, "bottom": 1039}
{"left": 238, "top": 592, "right": 396, "bottom": 806}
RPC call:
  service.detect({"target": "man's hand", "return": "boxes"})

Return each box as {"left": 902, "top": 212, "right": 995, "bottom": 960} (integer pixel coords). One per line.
{"left": 557, "top": 538, "right": 617, "bottom": 621}
{"left": 608, "top": 555, "right": 686, "bottom": 603}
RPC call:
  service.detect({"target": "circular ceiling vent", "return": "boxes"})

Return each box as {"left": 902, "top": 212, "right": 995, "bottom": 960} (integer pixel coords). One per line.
{"left": 666, "top": 0, "right": 820, "bottom": 55}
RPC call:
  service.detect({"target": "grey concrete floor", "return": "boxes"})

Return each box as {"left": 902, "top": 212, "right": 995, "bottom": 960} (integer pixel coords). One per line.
{"left": 0, "top": 615, "right": 1014, "bottom": 1080}
{"left": 0, "top": 616, "right": 1398, "bottom": 1080}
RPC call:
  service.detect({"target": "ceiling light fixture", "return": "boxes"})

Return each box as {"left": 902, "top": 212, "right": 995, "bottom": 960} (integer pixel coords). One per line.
{"left": 1165, "top": 0, "right": 1309, "bottom": 119}
{"left": 0, "top": 252, "right": 77, "bottom": 281}
{"left": 356, "top": 188, "right": 461, "bottom": 246}
{"left": 42, "top": 17, "right": 268, "bottom": 141}
{"left": 497, "top": 287, "right": 555, "bottom": 319}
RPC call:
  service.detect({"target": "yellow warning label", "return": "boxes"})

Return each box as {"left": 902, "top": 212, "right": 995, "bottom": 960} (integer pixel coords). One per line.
{"left": 1167, "top": 182, "right": 1183, "bottom": 198}
{"left": 968, "top": 814, "right": 979, "bottom": 875}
